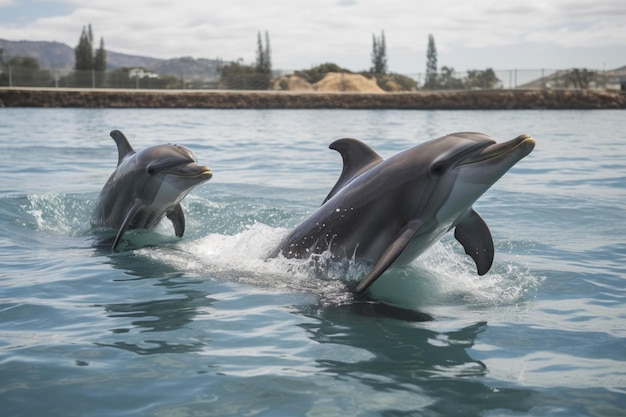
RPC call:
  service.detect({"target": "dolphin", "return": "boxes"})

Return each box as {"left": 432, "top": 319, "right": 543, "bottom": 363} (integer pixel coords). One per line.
{"left": 271, "top": 132, "right": 535, "bottom": 294}
{"left": 91, "top": 129, "right": 212, "bottom": 250}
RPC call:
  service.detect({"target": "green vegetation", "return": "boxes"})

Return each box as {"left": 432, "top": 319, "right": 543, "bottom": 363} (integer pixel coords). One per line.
{"left": 255, "top": 30, "right": 272, "bottom": 88}
{"left": 219, "top": 61, "right": 260, "bottom": 89}
{"left": 424, "top": 34, "right": 438, "bottom": 89}
{"left": 1, "top": 30, "right": 607, "bottom": 92}
{"left": 107, "top": 67, "right": 180, "bottom": 89}
{"left": 432, "top": 66, "right": 501, "bottom": 90}
{"left": 366, "top": 30, "right": 417, "bottom": 91}
{"left": 220, "top": 31, "right": 273, "bottom": 90}
{"left": 568, "top": 68, "right": 597, "bottom": 89}
{"left": 370, "top": 31, "right": 387, "bottom": 74}
{"left": 421, "top": 35, "right": 501, "bottom": 90}
{"left": 0, "top": 56, "right": 52, "bottom": 86}
{"left": 295, "top": 63, "right": 352, "bottom": 84}
{"left": 74, "top": 24, "right": 106, "bottom": 87}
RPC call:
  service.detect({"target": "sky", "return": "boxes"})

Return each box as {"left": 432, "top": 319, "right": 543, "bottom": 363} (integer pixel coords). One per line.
{"left": 1, "top": 0, "right": 625, "bottom": 74}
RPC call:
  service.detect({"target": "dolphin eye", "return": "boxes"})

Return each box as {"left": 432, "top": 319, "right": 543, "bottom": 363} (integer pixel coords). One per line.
{"left": 430, "top": 161, "right": 446, "bottom": 176}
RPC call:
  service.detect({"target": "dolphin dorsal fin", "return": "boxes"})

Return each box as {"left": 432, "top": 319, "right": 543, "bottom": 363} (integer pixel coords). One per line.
{"left": 323, "top": 138, "right": 383, "bottom": 204}
{"left": 110, "top": 130, "right": 136, "bottom": 166}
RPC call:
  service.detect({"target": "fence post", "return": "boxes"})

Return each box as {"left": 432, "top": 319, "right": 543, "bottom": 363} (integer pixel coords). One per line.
{"left": 8, "top": 64, "right": 12, "bottom": 87}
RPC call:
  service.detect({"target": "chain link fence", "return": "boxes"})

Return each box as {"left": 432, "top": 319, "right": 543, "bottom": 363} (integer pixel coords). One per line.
{"left": 0, "top": 65, "right": 624, "bottom": 91}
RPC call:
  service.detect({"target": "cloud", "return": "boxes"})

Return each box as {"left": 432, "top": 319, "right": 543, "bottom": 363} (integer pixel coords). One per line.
{"left": 0, "top": 0, "right": 624, "bottom": 71}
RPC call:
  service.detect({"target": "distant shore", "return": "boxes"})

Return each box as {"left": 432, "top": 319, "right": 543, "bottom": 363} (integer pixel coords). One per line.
{"left": 1, "top": 87, "right": 624, "bottom": 109}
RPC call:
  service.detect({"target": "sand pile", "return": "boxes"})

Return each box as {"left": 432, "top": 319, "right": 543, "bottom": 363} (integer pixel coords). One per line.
{"left": 313, "top": 72, "right": 384, "bottom": 93}
{"left": 273, "top": 75, "right": 314, "bottom": 91}
{"left": 274, "top": 72, "right": 384, "bottom": 93}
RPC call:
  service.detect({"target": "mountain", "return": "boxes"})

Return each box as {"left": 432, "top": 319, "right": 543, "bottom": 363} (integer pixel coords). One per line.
{"left": 518, "top": 66, "right": 626, "bottom": 89}
{"left": 0, "top": 39, "right": 75, "bottom": 69}
{"left": 150, "top": 56, "right": 223, "bottom": 80}
{"left": 0, "top": 39, "right": 222, "bottom": 79}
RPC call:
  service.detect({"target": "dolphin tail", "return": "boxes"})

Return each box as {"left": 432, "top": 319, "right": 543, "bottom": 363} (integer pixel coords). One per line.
{"left": 110, "top": 130, "right": 136, "bottom": 166}
{"left": 355, "top": 219, "right": 424, "bottom": 294}
{"left": 166, "top": 203, "right": 186, "bottom": 237}
{"left": 454, "top": 208, "right": 494, "bottom": 275}
{"left": 112, "top": 198, "right": 143, "bottom": 251}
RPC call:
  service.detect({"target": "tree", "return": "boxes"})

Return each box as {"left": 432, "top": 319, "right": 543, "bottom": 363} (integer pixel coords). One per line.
{"left": 220, "top": 31, "right": 273, "bottom": 90}
{"left": 220, "top": 61, "right": 258, "bottom": 89}
{"left": 94, "top": 37, "right": 106, "bottom": 71}
{"left": 264, "top": 31, "right": 271, "bottom": 74}
{"left": 2, "top": 56, "right": 52, "bottom": 87}
{"left": 256, "top": 32, "right": 266, "bottom": 74}
{"left": 75, "top": 25, "right": 94, "bottom": 71}
{"left": 74, "top": 24, "right": 107, "bottom": 87}
{"left": 438, "top": 66, "right": 463, "bottom": 89}
{"left": 253, "top": 31, "right": 272, "bottom": 89}
{"left": 424, "top": 34, "right": 438, "bottom": 89}
{"left": 296, "top": 63, "right": 351, "bottom": 84}
{"left": 465, "top": 68, "right": 501, "bottom": 89}
{"left": 370, "top": 31, "right": 387, "bottom": 74}
{"left": 568, "top": 68, "right": 596, "bottom": 89}
{"left": 94, "top": 37, "right": 107, "bottom": 86}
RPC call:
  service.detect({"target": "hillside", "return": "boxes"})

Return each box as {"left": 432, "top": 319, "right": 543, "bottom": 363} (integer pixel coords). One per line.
{"left": 150, "top": 57, "right": 222, "bottom": 80}
{"left": 0, "top": 39, "right": 221, "bottom": 79}
{"left": 518, "top": 66, "right": 626, "bottom": 89}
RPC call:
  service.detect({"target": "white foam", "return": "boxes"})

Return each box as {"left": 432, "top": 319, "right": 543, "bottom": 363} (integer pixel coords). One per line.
{"left": 135, "top": 223, "right": 354, "bottom": 302}
{"left": 369, "top": 239, "right": 544, "bottom": 309}
{"left": 25, "top": 193, "right": 92, "bottom": 236}
{"left": 136, "top": 226, "right": 542, "bottom": 309}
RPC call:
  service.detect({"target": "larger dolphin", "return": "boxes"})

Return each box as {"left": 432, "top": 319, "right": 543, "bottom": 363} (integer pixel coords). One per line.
{"left": 91, "top": 130, "right": 212, "bottom": 250}
{"left": 272, "top": 132, "right": 535, "bottom": 293}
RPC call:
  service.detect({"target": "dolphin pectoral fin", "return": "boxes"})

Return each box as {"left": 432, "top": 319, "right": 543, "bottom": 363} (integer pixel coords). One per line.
{"left": 355, "top": 219, "right": 424, "bottom": 294}
{"left": 110, "top": 130, "right": 136, "bottom": 166}
{"left": 166, "top": 203, "right": 185, "bottom": 237}
{"left": 324, "top": 138, "right": 383, "bottom": 204}
{"left": 454, "top": 208, "right": 494, "bottom": 275}
{"left": 112, "top": 198, "right": 143, "bottom": 251}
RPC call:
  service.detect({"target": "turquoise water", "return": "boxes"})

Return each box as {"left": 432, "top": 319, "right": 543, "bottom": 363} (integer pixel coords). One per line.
{"left": 1, "top": 108, "right": 625, "bottom": 416}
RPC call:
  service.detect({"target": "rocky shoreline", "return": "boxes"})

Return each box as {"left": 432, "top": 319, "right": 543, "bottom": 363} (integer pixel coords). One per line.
{"left": 1, "top": 88, "right": 624, "bottom": 109}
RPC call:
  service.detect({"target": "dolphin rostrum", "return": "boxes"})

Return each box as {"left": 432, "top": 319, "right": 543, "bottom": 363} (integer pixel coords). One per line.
{"left": 91, "top": 129, "right": 212, "bottom": 250}
{"left": 272, "top": 132, "right": 535, "bottom": 293}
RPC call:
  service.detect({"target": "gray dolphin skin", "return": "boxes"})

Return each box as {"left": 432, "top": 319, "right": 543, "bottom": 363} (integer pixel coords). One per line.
{"left": 91, "top": 130, "right": 212, "bottom": 250}
{"left": 272, "top": 132, "right": 535, "bottom": 294}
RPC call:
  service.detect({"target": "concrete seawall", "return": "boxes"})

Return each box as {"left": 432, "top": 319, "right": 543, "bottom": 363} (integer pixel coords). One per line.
{"left": 1, "top": 88, "right": 624, "bottom": 109}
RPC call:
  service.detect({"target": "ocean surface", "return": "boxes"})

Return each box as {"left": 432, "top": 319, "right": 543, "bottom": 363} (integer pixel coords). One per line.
{"left": 0, "top": 107, "right": 624, "bottom": 416}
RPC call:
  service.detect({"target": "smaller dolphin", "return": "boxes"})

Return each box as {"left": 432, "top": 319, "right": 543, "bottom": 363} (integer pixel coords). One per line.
{"left": 91, "top": 130, "right": 212, "bottom": 250}
{"left": 271, "top": 132, "right": 535, "bottom": 294}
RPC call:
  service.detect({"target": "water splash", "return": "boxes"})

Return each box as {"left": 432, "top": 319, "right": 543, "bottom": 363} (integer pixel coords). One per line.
{"left": 369, "top": 239, "right": 544, "bottom": 309}
{"left": 12, "top": 193, "right": 543, "bottom": 310}
{"left": 22, "top": 193, "right": 93, "bottom": 236}
{"left": 135, "top": 223, "right": 354, "bottom": 303}
{"left": 134, "top": 223, "right": 543, "bottom": 309}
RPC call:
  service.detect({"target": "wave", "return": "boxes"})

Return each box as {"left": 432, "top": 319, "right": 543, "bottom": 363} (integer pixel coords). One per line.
{"left": 2, "top": 192, "right": 544, "bottom": 310}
